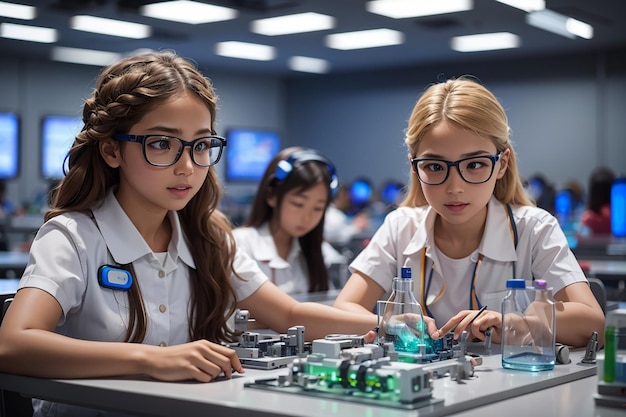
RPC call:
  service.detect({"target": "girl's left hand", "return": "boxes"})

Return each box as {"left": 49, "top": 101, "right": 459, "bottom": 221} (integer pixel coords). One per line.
{"left": 433, "top": 309, "right": 502, "bottom": 342}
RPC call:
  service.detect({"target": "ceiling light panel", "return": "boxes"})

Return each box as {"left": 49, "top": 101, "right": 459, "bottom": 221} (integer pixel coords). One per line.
{"left": 70, "top": 15, "right": 152, "bottom": 39}
{"left": 0, "top": 23, "right": 57, "bottom": 43}
{"left": 251, "top": 12, "right": 335, "bottom": 36}
{"left": 140, "top": 1, "right": 237, "bottom": 24}
{"left": 366, "top": 0, "right": 473, "bottom": 19}
{"left": 495, "top": 0, "right": 545, "bottom": 13}
{"left": 451, "top": 32, "right": 520, "bottom": 52}
{"left": 215, "top": 41, "right": 276, "bottom": 61}
{"left": 288, "top": 56, "right": 330, "bottom": 74}
{"left": 326, "top": 28, "right": 404, "bottom": 50}
{"left": 52, "top": 46, "right": 121, "bottom": 66}
{"left": 526, "top": 9, "right": 593, "bottom": 39}
{"left": 0, "top": 1, "right": 36, "bottom": 19}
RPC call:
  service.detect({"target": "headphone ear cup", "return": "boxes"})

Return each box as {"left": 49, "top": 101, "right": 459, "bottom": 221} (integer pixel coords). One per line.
{"left": 275, "top": 159, "right": 293, "bottom": 181}
{"left": 329, "top": 174, "right": 339, "bottom": 198}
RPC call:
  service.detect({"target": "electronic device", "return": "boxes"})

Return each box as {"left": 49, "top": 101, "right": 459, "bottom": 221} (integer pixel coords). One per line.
{"left": 274, "top": 149, "right": 339, "bottom": 196}
{"left": 0, "top": 112, "right": 20, "bottom": 179}
{"left": 349, "top": 178, "right": 373, "bottom": 206}
{"left": 224, "top": 128, "right": 280, "bottom": 183}
{"left": 98, "top": 265, "right": 133, "bottom": 291}
{"left": 229, "top": 325, "right": 311, "bottom": 370}
{"left": 380, "top": 180, "right": 403, "bottom": 206}
{"left": 611, "top": 177, "right": 626, "bottom": 238}
{"left": 554, "top": 189, "right": 573, "bottom": 221}
{"left": 40, "top": 115, "right": 82, "bottom": 179}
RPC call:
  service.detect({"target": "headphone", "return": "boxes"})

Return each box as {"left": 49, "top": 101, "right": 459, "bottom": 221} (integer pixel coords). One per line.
{"left": 274, "top": 149, "right": 339, "bottom": 197}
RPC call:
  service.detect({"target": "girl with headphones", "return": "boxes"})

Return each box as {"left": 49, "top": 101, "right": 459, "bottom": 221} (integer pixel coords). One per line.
{"left": 233, "top": 146, "right": 344, "bottom": 295}
{"left": 333, "top": 77, "right": 605, "bottom": 348}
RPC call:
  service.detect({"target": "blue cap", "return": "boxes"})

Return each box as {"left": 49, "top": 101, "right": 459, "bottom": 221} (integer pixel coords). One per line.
{"left": 401, "top": 267, "right": 412, "bottom": 279}
{"left": 506, "top": 279, "right": 526, "bottom": 289}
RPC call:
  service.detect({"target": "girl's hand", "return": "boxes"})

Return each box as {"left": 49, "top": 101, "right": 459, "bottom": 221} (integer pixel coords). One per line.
{"left": 382, "top": 313, "right": 438, "bottom": 340}
{"left": 433, "top": 309, "right": 502, "bottom": 342}
{"left": 143, "top": 340, "right": 244, "bottom": 382}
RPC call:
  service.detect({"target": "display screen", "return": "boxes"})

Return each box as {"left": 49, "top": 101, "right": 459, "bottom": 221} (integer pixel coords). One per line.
{"left": 350, "top": 179, "right": 373, "bottom": 205}
{"left": 41, "top": 115, "right": 83, "bottom": 179}
{"left": 0, "top": 112, "right": 19, "bottom": 179}
{"left": 225, "top": 128, "right": 280, "bottom": 182}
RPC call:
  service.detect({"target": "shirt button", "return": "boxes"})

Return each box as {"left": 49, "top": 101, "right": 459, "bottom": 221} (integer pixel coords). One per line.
{"left": 159, "top": 304, "right": 167, "bottom": 313}
{"left": 159, "top": 342, "right": 167, "bottom": 347}
{"left": 158, "top": 270, "right": 165, "bottom": 278}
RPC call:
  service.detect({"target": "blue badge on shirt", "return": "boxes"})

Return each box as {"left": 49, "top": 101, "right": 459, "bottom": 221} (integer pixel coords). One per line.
{"left": 98, "top": 265, "right": 133, "bottom": 291}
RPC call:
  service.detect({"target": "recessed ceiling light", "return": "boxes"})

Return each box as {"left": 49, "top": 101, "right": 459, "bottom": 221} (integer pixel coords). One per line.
{"left": 0, "top": 23, "right": 57, "bottom": 43}
{"left": 325, "top": 28, "right": 404, "bottom": 50}
{"left": 215, "top": 41, "right": 276, "bottom": 61}
{"left": 288, "top": 56, "right": 330, "bottom": 74}
{"left": 70, "top": 15, "right": 152, "bottom": 39}
{"left": 495, "top": 0, "right": 545, "bottom": 13}
{"left": 366, "top": 0, "right": 473, "bottom": 19}
{"left": 0, "top": 1, "right": 36, "bottom": 19}
{"left": 52, "top": 46, "right": 121, "bottom": 66}
{"left": 451, "top": 32, "right": 521, "bottom": 52}
{"left": 251, "top": 12, "right": 335, "bottom": 36}
{"left": 526, "top": 9, "right": 593, "bottom": 39}
{"left": 140, "top": 1, "right": 237, "bottom": 24}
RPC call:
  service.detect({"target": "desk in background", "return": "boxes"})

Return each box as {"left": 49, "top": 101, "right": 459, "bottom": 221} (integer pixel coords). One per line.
{"left": 0, "top": 251, "right": 29, "bottom": 279}
{"left": 574, "top": 236, "right": 626, "bottom": 261}
{"left": 0, "top": 349, "right": 622, "bottom": 417}
{"left": 0, "top": 278, "right": 19, "bottom": 294}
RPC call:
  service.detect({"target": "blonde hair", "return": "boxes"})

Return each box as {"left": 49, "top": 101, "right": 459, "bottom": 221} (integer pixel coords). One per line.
{"left": 401, "top": 77, "right": 533, "bottom": 208}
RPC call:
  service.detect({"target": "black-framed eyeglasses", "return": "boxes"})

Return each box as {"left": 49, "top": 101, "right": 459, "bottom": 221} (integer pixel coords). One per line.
{"left": 411, "top": 153, "right": 501, "bottom": 185}
{"left": 114, "top": 134, "right": 227, "bottom": 167}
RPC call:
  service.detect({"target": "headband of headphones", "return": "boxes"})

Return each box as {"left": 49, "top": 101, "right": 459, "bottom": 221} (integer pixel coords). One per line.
{"left": 274, "top": 150, "right": 339, "bottom": 196}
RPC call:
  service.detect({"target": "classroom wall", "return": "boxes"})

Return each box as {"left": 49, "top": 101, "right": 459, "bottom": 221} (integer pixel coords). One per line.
{"left": 285, "top": 47, "right": 626, "bottom": 194}
{"left": 1, "top": 47, "right": 625, "bottom": 209}
{"left": 0, "top": 57, "right": 285, "bottom": 207}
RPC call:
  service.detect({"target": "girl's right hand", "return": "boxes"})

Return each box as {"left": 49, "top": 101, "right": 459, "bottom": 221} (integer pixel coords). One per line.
{"left": 143, "top": 340, "right": 244, "bottom": 382}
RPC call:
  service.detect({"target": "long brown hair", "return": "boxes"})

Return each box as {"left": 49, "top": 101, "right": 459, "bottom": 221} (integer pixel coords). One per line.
{"left": 402, "top": 76, "right": 533, "bottom": 208}
{"left": 46, "top": 51, "right": 239, "bottom": 344}
{"left": 244, "top": 146, "right": 335, "bottom": 292}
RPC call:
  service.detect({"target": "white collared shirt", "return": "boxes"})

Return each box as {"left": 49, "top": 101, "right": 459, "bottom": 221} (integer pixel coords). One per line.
{"left": 350, "top": 196, "right": 587, "bottom": 325}
{"left": 19, "top": 190, "right": 267, "bottom": 347}
{"left": 233, "top": 222, "right": 344, "bottom": 294}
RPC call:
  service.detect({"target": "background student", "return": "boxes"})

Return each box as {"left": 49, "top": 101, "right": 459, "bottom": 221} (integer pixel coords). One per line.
{"left": 333, "top": 76, "right": 604, "bottom": 348}
{"left": 0, "top": 51, "right": 376, "bottom": 417}
{"left": 233, "top": 146, "right": 345, "bottom": 295}
{"left": 324, "top": 184, "right": 370, "bottom": 247}
{"left": 580, "top": 166, "right": 615, "bottom": 235}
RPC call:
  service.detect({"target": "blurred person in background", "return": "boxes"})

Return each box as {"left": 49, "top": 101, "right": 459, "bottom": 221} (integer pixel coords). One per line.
{"left": 580, "top": 166, "right": 615, "bottom": 235}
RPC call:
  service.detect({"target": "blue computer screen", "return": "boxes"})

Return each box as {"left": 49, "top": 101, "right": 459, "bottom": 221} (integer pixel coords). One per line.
{"left": 41, "top": 115, "right": 82, "bottom": 179}
{"left": 225, "top": 128, "right": 280, "bottom": 182}
{"left": 0, "top": 112, "right": 19, "bottom": 179}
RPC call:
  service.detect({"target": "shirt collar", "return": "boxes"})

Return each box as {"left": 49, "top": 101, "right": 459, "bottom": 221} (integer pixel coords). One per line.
{"left": 402, "top": 196, "right": 517, "bottom": 262}
{"left": 480, "top": 197, "right": 517, "bottom": 262}
{"left": 249, "top": 223, "right": 301, "bottom": 269}
{"left": 91, "top": 190, "right": 195, "bottom": 268}
{"left": 403, "top": 205, "right": 437, "bottom": 256}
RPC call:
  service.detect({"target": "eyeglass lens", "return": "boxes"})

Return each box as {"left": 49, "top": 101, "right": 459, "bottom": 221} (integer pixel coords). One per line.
{"left": 416, "top": 156, "right": 496, "bottom": 185}
{"left": 144, "top": 136, "right": 222, "bottom": 166}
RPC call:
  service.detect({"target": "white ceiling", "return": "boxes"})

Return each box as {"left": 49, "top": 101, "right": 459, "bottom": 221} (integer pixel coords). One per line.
{"left": 1, "top": 0, "right": 625, "bottom": 76}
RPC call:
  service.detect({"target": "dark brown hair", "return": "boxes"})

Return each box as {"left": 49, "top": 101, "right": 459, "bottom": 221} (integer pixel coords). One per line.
{"left": 46, "top": 50, "right": 239, "bottom": 344}
{"left": 244, "top": 146, "right": 335, "bottom": 292}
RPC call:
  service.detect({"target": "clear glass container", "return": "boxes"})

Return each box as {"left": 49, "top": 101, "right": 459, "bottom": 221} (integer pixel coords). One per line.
{"left": 377, "top": 267, "right": 425, "bottom": 353}
{"left": 501, "top": 278, "right": 555, "bottom": 371}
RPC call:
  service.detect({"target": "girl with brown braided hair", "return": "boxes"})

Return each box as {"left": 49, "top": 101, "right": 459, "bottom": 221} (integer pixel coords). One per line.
{"left": 0, "top": 51, "right": 375, "bottom": 416}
